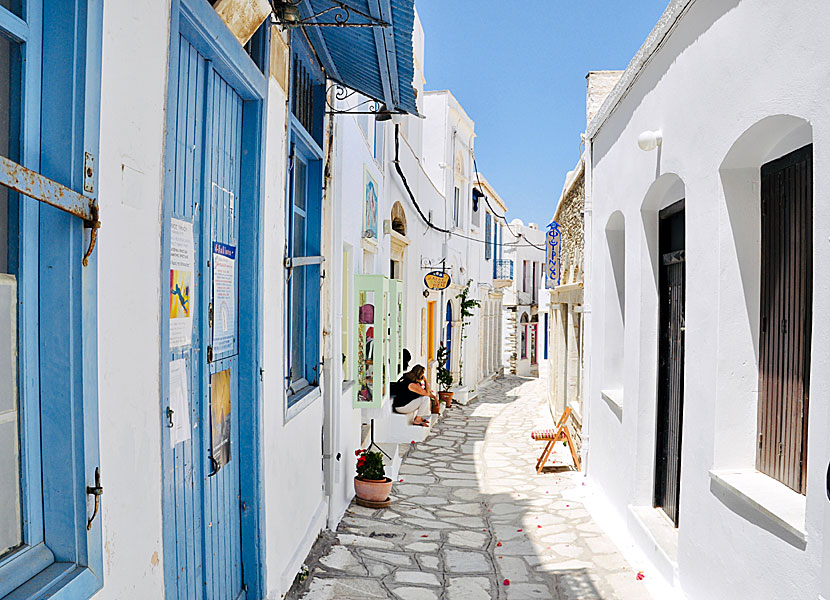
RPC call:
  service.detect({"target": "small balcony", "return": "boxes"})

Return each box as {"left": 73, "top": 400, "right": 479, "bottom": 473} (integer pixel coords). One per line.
{"left": 494, "top": 259, "right": 513, "bottom": 288}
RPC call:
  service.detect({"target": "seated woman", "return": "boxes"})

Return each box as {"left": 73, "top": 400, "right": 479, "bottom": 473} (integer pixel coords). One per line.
{"left": 392, "top": 364, "right": 436, "bottom": 427}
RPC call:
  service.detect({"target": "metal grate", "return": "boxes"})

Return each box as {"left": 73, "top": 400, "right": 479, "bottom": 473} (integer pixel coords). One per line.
{"left": 494, "top": 259, "right": 513, "bottom": 280}
{"left": 292, "top": 54, "right": 316, "bottom": 134}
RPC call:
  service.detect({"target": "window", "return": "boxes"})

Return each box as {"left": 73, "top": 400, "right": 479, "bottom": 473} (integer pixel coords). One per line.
{"left": 485, "top": 213, "right": 492, "bottom": 260}
{"left": 532, "top": 262, "right": 538, "bottom": 304}
{"left": 522, "top": 260, "right": 528, "bottom": 293}
{"left": 0, "top": 1, "right": 104, "bottom": 597}
{"left": 757, "top": 145, "right": 812, "bottom": 494}
{"left": 286, "top": 35, "right": 324, "bottom": 406}
{"left": 453, "top": 186, "right": 460, "bottom": 228}
{"left": 520, "top": 313, "right": 528, "bottom": 359}
{"left": 472, "top": 189, "right": 481, "bottom": 227}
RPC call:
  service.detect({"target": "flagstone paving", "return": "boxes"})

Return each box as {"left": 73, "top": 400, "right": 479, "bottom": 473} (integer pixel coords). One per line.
{"left": 291, "top": 373, "right": 654, "bottom": 600}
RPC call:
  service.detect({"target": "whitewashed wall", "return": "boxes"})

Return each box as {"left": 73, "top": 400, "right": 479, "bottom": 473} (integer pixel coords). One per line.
{"left": 94, "top": 1, "right": 172, "bottom": 597}
{"left": 585, "top": 1, "right": 830, "bottom": 599}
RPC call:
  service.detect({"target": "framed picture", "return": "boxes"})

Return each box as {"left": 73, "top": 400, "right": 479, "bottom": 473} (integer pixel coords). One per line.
{"left": 363, "top": 167, "right": 379, "bottom": 239}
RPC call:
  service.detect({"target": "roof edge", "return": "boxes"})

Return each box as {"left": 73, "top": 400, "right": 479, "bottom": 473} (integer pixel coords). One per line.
{"left": 586, "top": 0, "right": 698, "bottom": 140}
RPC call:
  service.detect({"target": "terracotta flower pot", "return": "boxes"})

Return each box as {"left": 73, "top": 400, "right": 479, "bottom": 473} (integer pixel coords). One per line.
{"left": 439, "top": 391, "right": 453, "bottom": 408}
{"left": 354, "top": 477, "right": 393, "bottom": 502}
{"left": 430, "top": 396, "right": 441, "bottom": 414}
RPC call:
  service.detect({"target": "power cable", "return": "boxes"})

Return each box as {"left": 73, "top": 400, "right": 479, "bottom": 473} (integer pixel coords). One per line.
{"left": 471, "top": 154, "right": 547, "bottom": 252}
{"left": 392, "top": 124, "right": 544, "bottom": 249}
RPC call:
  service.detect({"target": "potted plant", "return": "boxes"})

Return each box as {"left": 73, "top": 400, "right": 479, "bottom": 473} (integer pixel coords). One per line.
{"left": 436, "top": 344, "right": 454, "bottom": 409}
{"left": 354, "top": 448, "right": 392, "bottom": 503}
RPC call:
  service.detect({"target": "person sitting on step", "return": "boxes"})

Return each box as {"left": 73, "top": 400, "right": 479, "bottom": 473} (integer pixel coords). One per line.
{"left": 391, "top": 364, "right": 436, "bottom": 427}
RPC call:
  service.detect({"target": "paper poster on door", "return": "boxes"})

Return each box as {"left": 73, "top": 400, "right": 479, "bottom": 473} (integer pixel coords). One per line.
{"left": 210, "top": 369, "right": 231, "bottom": 469}
{"left": 169, "top": 358, "right": 191, "bottom": 448}
{"left": 170, "top": 219, "right": 194, "bottom": 349}
{"left": 212, "top": 242, "right": 236, "bottom": 355}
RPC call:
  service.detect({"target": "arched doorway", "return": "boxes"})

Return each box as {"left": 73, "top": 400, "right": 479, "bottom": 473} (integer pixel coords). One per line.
{"left": 520, "top": 312, "right": 529, "bottom": 360}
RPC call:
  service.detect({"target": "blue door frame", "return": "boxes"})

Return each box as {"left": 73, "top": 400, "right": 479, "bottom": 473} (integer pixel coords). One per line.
{"left": 160, "top": 1, "right": 268, "bottom": 598}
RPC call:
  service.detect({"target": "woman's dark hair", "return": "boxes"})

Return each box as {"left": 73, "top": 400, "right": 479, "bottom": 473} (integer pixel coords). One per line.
{"left": 403, "top": 364, "right": 425, "bottom": 383}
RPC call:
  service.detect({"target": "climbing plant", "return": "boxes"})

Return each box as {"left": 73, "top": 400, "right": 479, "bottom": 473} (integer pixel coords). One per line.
{"left": 456, "top": 279, "right": 481, "bottom": 386}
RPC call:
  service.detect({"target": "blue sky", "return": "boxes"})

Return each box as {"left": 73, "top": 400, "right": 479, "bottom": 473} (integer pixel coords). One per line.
{"left": 416, "top": 0, "right": 669, "bottom": 227}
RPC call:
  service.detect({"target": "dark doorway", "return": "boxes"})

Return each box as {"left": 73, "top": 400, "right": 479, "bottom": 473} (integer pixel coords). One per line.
{"left": 757, "top": 144, "right": 812, "bottom": 494}
{"left": 654, "top": 201, "right": 685, "bottom": 526}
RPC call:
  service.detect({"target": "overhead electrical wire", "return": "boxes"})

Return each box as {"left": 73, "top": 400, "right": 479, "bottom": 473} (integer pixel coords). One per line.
{"left": 392, "top": 124, "right": 546, "bottom": 250}
{"left": 471, "top": 154, "right": 547, "bottom": 252}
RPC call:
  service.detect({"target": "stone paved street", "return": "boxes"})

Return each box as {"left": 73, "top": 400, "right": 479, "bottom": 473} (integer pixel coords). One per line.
{"left": 291, "top": 374, "right": 655, "bottom": 600}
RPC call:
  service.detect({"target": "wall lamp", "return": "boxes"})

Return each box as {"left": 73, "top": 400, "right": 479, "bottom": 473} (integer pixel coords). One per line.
{"left": 637, "top": 130, "right": 663, "bottom": 152}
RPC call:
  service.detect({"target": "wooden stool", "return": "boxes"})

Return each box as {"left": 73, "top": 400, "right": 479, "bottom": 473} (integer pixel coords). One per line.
{"left": 531, "top": 406, "right": 581, "bottom": 473}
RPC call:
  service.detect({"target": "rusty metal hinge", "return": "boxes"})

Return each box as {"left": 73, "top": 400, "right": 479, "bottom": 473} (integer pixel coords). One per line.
{"left": 0, "top": 154, "right": 101, "bottom": 266}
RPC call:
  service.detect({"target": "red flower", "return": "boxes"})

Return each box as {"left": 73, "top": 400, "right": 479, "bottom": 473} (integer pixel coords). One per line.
{"left": 355, "top": 450, "right": 361, "bottom": 456}
{"left": 636, "top": 571, "right": 645, "bottom": 581}
{"left": 503, "top": 579, "right": 510, "bottom": 586}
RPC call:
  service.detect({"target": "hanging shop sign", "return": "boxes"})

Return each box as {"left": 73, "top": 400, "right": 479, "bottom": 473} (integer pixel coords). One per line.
{"left": 424, "top": 270, "right": 451, "bottom": 291}
{"left": 546, "top": 221, "right": 562, "bottom": 289}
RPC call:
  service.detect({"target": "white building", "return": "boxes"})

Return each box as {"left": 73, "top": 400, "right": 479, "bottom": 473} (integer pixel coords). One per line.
{"left": 584, "top": 1, "right": 830, "bottom": 599}
{"left": 0, "top": 1, "right": 425, "bottom": 599}
{"left": 501, "top": 219, "right": 547, "bottom": 376}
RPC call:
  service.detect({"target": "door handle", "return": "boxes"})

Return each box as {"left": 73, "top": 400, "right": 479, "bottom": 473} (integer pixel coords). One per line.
{"left": 208, "top": 454, "right": 219, "bottom": 478}
{"left": 166, "top": 407, "right": 175, "bottom": 428}
{"left": 86, "top": 467, "right": 103, "bottom": 531}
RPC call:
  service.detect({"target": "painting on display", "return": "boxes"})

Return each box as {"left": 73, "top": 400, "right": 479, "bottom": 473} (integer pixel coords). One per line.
{"left": 210, "top": 369, "right": 232, "bottom": 469}
{"left": 363, "top": 167, "right": 379, "bottom": 240}
{"left": 546, "top": 221, "right": 562, "bottom": 289}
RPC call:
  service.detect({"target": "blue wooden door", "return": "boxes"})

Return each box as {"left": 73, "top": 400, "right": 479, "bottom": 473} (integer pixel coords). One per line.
{"left": 167, "top": 35, "right": 244, "bottom": 600}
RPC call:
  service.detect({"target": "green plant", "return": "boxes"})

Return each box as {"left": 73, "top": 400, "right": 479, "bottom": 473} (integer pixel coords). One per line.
{"left": 355, "top": 448, "right": 385, "bottom": 480}
{"left": 456, "top": 279, "right": 481, "bottom": 386}
{"left": 436, "top": 344, "right": 453, "bottom": 392}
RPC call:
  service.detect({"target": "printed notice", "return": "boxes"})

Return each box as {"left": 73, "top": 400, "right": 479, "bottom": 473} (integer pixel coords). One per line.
{"left": 212, "top": 242, "right": 236, "bottom": 355}
{"left": 170, "top": 219, "right": 194, "bottom": 349}
{"left": 169, "top": 359, "right": 191, "bottom": 448}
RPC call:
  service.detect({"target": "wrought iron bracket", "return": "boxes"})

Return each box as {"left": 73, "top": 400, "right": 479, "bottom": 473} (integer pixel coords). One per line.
{"left": 275, "top": 0, "right": 390, "bottom": 28}
{"left": 325, "top": 83, "right": 399, "bottom": 116}
{"left": 0, "top": 154, "right": 101, "bottom": 267}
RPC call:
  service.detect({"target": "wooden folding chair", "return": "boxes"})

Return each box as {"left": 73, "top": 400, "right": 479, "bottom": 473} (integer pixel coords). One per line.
{"left": 531, "top": 406, "right": 581, "bottom": 473}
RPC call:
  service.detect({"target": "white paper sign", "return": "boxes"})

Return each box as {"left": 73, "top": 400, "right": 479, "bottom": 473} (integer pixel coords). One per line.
{"left": 212, "top": 242, "right": 236, "bottom": 355}
{"left": 169, "top": 359, "right": 191, "bottom": 448}
{"left": 170, "top": 219, "right": 195, "bottom": 349}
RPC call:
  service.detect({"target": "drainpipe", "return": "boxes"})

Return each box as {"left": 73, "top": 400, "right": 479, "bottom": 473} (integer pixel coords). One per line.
{"left": 322, "top": 99, "right": 340, "bottom": 528}
{"left": 581, "top": 140, "right": 593, "bottom": 476}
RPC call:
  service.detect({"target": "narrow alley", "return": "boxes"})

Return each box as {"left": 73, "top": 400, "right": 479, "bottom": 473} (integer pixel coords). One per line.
{"left": 290, "top": 372, "right": 654, "bottom": 600}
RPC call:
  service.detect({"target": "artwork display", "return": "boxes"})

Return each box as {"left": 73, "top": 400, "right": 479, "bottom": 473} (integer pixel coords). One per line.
{"left": 357, "top": 291, "right": 375, "bottom": 404}
{"left": 210, "top": 369, "right": 232, "bottom": 469}
{"left": 363, "top": 167, "right": 379, "bottom": 240}
{"left": 352, "top": 275, "right": 399, "bottom": 409}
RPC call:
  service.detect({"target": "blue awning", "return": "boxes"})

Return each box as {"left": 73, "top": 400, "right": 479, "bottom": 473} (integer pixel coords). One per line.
{"left": 298, "top": 0, "right": 419, "bottom": 115}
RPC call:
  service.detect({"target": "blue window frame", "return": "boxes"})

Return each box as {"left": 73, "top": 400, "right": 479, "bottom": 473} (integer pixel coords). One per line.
{"left": 286, "top": 32, "right": 324, "bottom": 409}
{"left": 0, "top": 1, "right": 104, "bottom": 598}
{"left": 485, "top": 213, "right": 492, "bottom": 260}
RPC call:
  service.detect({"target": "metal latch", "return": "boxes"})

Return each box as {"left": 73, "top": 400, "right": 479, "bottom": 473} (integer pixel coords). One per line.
{"left": 86, "top": 467, "right": 103, "bottom": 531}
{"left": 0, "top": 154, "right": 101, "bottom": 266}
